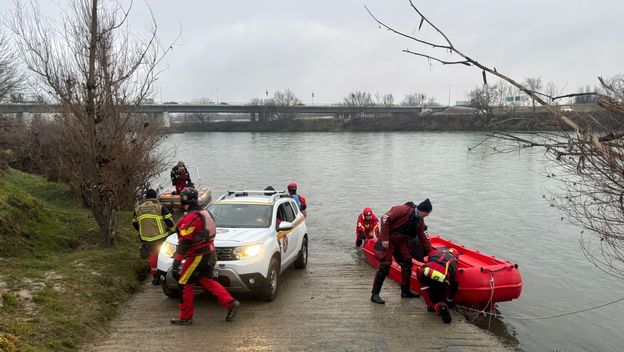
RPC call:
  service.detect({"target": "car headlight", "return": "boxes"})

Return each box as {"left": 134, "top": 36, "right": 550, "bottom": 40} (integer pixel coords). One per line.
{"left": 233, "top": 244, "right": 262, "bottom": 260}
{"left": 160, "top": 242, "right": 176, "bottom": 258}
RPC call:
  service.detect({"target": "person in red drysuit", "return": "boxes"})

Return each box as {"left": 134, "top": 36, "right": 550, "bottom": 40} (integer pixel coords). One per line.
{"left": 370, "top": 199, "right": 433, "bottom": 304}
{"left": 355, "top": 207, "right": 379, "bottom": 247}
{"left": 170, "top": 187, "right": 240, "bottom": 325}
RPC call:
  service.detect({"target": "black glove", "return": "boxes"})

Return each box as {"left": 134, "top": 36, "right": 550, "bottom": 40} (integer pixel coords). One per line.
{"left": 172, "top": 260, "right": 181, "bottom": 281}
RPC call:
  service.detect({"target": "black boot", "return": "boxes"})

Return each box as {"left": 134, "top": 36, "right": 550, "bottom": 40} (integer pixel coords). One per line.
{"left": 439, "top": 303, "right": 452, "bottom": 324}
{"left": 152, "top": 274, "right": 162, "bottom": 286}
{"left": 226, "top": 300, "right": 240, "bottom": 321}
{"left": 401, "top": 285, "right": 420, "bottom": 298}
{"left": 170, "top": 317, "right": 193, "bottom": 325}
{"left": 370, "top": 294, "right": 385, "bottom": 304}
{"left": 371, "top": 269, "right": 387, "bottom": 304}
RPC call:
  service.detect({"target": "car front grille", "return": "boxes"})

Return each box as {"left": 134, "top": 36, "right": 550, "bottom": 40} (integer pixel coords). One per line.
{"left": 216, "top": 247, "right": 236, "bottom": 261}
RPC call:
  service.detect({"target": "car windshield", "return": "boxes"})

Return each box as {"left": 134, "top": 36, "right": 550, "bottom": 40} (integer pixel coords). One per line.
{"left": 207, "top": 203, "right": 273, "bottom": 228}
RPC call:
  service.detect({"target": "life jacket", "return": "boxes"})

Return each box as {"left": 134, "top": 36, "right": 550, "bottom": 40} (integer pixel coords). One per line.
{"left": 186, "top": 209, "right": 216, "bottom": 254}
{"left": 291, "top": 194, "right": 302, "bottom": 209}
{"left": 134, "top": 199, "right": 170, "bottom": 242}
{"left": 422, "top": 249, "right": 458, "bottom": 284}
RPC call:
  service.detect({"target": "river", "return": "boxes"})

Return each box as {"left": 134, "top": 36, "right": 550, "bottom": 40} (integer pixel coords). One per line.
{"left": 158, "top": 131, "right": 624, "bottom": 352}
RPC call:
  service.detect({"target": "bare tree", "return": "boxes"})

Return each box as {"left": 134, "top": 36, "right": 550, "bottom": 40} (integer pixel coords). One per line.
{"left": 374, "top": 92, "right": 394, "bottom": 106}
{"left": 10, "top": 0, "right": 171, "bottom": 246}
{"left": 401, "top": 92, "right": 438, "bottom": 106}
{"left": 366, "top": 1, "right": 624, "bottom": 278}
{"left": 343, "top": 91, "right": 373, "bottom": 119}
{"left": 344, "top": 90, "right": 373, "bottom": 107}
{"left": 544, "top": 81, "right": 561, "bottom": 105}
{"left": 523, "top": 77, "right": 543, "bottom": 113}
{"left": 266, "top": 89, "right": 301, "bottom": 120}
{"left": 0, "top": 28, "right": 22, "bottom": 102}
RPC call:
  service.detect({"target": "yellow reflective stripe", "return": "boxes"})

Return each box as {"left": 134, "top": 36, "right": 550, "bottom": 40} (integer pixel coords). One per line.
{"left": 178, "top": 256, "right": 202, "bottom": 284}
{"left": 180, "top": 227, "right": 196, "bottom": 237}
{"left": 141, "top": 234, "right": 168, "bottom": 242}
{"left": 276, "top": 216, "right": 304, "bottom": 240}
{"left": 424, "top": 267, "right": 447, "bottom": 283}
{"left": 137, "top": 213, "right": 163, "bottom": 220}
{"left": 164, "top": 213, "right": 173, "bottom": 220}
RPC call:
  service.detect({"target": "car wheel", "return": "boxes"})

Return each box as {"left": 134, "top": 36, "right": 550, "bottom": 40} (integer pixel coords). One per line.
{"left": 258, "top": 256, "right": 279, "bottom": 301}
{"left": 294, "top": 236, "right": 308, "bottom": 269}
{"left": 161, "top": 275, "right": 179, "bottom": 298}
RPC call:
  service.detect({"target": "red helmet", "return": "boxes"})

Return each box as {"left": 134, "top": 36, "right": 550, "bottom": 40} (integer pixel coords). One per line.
{"left": 363, "top": 207, "right": 373, "bottom": 216}
{"left": 287, "top": 182, "right": 297, "bottom": 192}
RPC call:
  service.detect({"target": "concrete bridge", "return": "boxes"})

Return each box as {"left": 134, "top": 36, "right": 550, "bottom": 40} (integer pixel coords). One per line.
{"left": 0, "top": 103, "right": 448, "bottom": 127}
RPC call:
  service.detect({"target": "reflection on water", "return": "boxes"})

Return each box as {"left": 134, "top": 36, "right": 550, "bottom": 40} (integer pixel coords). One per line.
{"left": 159, "top": 132, "right": 624, "bottom": 352}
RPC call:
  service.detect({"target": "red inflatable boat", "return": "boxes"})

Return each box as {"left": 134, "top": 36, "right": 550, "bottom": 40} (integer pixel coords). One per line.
{"left": 362, "top": 236, "right": 523, "bottom": 309}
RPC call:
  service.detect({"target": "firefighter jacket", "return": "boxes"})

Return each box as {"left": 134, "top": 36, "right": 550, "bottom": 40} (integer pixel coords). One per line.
{"left": 356, "top": 213, "right": 379, "bottom": 238}
{"left": 133, "top": 198, "right": 174, "bottom": 242}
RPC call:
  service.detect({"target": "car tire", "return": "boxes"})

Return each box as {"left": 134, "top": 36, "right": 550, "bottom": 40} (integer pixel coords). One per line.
{"left": 294, "top": 236, "right": 308, "bottom": 269}
{"left": 161, "top": 275, "right": 179, "bottom": 298}
{"left": 258, "top": 256, "right": 279, "bottom": 301}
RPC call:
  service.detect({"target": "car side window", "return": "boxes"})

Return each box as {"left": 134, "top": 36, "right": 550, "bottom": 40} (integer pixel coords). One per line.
{"left": 281, "top": 202, "right": 296, "bottom": 222}
{"left": 275, "top": 205, "right": 285, "bottom": 226}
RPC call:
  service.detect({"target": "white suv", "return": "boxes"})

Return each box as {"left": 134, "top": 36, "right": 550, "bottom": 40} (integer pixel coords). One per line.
{"left": 157, "top": 190, "right": 308, "bottom": 301}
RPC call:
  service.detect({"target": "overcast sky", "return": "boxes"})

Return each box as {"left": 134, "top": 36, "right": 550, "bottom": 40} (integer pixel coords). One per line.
{"left": 2, "top": 0, "right": 623, "bottom": 105}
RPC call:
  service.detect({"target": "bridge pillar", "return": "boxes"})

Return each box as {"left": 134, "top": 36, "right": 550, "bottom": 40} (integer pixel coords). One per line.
{"left": 250, "top": 112, "right": 256, "bottom": 123}
{"left": 161, "top": 111, "right": 170, "bottom": 128}
{"left": 15, "top": 112, "right": 25, "bottom": 123}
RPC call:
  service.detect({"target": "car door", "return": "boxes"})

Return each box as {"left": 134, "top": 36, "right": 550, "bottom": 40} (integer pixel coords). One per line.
{"left": 276, "top": 201, "right": 298, "bottom": 264}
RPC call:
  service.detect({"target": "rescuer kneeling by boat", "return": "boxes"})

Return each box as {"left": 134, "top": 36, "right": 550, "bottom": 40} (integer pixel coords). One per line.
{"left": 355, "top": 207, "right": 379, "bottom": 247}
{"left": 417, "top": 247, "right": 460, "bottom": 324}
{"left": 371, "top": 199, "right": 433, "bottom": 304}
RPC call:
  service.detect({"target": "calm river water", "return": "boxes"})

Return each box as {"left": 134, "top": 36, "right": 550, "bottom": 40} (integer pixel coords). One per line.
{"left": 159, "top": 132, "right": 624, "bottom": 352}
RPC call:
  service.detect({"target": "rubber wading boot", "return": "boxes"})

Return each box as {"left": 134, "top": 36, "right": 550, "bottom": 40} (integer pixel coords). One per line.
{"left": 170, "top": 317, "right": 193, "bottom": 325}
{"left": 152, "top": 275, "right": 162, "bottom": 286}
{"left": 370, "top": 294, "right": 385, "bottom": 304}
{"left": 226, "top": 300, "right": 240, "bottom": 321}
{"left": 439, "top": 304, "right": 452, "bottom": 324}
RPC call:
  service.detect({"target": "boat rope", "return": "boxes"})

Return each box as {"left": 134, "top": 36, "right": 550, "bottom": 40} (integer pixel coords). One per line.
{"left": 458, "top": 268, "right": 624, "bottom": 321}
{"left": 459, "top": 295, "right": 624, "bottom": 320}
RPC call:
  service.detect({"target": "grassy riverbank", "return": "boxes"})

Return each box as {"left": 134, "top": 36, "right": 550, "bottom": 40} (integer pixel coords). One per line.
{"left": 0, "top": 169, "right": 145, "bottom": 352}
